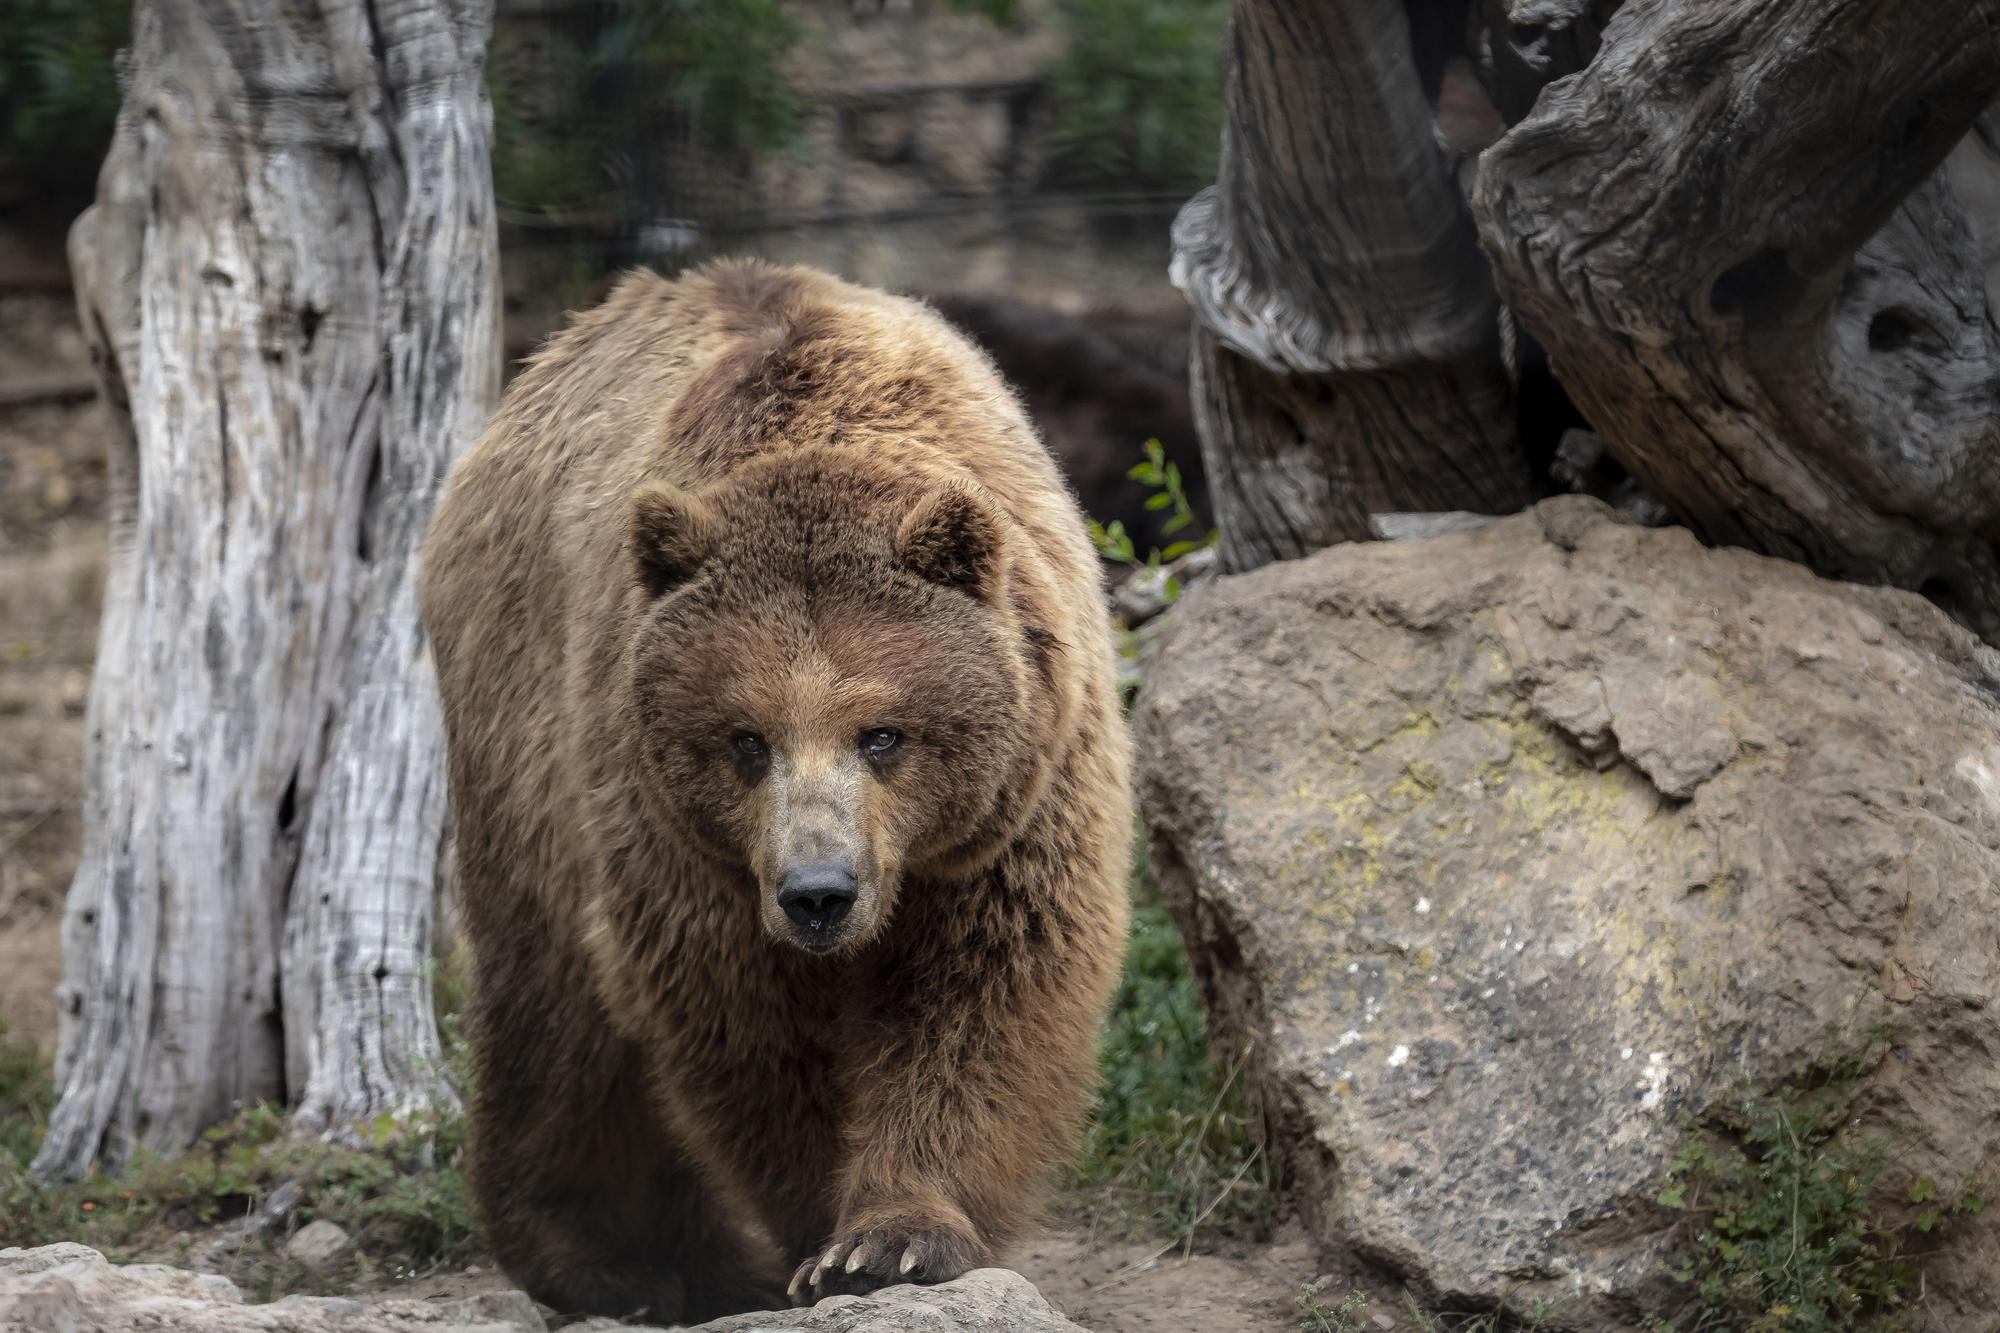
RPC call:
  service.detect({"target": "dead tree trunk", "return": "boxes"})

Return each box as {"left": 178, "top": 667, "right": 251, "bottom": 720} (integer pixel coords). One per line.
{"left": 1171, "top": 0, "right": 1532, "bottom": 574}
{"left": 35, "top": 0, "right": 498, "bottom": 1179}
{"left": 1473, "top": 0, "right": 2000, "bottom": 640}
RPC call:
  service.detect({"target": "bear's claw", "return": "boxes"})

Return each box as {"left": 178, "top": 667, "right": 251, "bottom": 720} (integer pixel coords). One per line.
{"left": 789, "top": 1226, "right": 970, "bottom": 1306}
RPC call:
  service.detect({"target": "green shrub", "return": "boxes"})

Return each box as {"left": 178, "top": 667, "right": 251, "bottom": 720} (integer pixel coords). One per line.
{"left": 0, "top": 1019, "right": 55, "bottom": 1172}
{"left": 1044, "top": 0, "right": 1227, "bottom": 190}
{"left": 1088, "top": 436, "right": 1213, "bottom": 589}
{"left": 0, "top": 0, "right": 131, "bottom": 199}
{"left": 489, "top": 0, "right": 802, "bottom": 221}
{"left": 1658, "top": 1069, "right": 1984, "bottom": 1332}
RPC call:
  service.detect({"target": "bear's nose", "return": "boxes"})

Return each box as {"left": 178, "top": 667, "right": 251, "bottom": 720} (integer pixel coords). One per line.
{"left": 777, "top": 863, "right": 858, "bottom": 935}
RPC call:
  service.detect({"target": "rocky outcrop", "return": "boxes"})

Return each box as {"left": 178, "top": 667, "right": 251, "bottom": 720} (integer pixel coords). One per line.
{"left": 0, "top": 1245, "right": 1083, "bottom": 1333}
{"left": 1135, "top": 497, "right": 2000, "bottom": 1328}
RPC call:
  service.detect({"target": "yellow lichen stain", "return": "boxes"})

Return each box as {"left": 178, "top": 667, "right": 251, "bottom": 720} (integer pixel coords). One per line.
{"left": 1271, "top": 700, "right": 1774, "bottom": 1035}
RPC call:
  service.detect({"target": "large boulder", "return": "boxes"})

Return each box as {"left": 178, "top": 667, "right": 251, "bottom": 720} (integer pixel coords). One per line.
{"left": 1136, "top": 497, "right": 2000, "bottom": 1328}
{"left": 0, "top": 1245, "right": 1082, "bottom": 1333}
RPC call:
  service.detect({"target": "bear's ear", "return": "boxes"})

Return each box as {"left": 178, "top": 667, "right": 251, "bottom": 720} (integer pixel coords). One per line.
{"left": 630, "top": 482, "right": 718, "bottom": 598}
{"left": 896, "top": 485, "right": 1005, "bottom": 599}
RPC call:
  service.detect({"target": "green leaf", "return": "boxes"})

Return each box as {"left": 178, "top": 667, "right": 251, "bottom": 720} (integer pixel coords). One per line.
{"left": 1159, "top": 540, "right": 1199, "bottom": 561}
{"left": 1163, "top": 513, "right": 1191, "bottom": 535}
{"left": 1909, "top": 1176, "right": 1936, "bottom": 1203}
{"left": 1657, "top": 1185, "right": 1686, "bottom": 1209}
{"left": 1145, "top": 492, "right": 1173, "bottom": 511}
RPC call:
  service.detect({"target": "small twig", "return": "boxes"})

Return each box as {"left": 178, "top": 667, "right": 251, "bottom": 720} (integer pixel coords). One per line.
{"left": 1178, "top": 1048, "right": 1246, "bottom": 1259}
{"left": 1777, "top": 1106, "right": 1804, "bottom": 1300}
{"left": 1100, "top": 1142, "right": 1264, "bottom": 1288}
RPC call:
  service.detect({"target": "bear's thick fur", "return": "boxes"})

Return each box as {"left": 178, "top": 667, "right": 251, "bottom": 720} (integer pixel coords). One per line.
{"left": 420, "top": 260, "right": 1132, "bottom": 1321}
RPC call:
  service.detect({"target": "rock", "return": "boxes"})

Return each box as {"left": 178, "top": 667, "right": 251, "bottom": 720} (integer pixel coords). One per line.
{"left": 1136, "top": 497, "right": 2000, "bottom": 1328}
{"left": 0, "top": 1248, "right": 1075, "bottom": 1333}
{"left": 285, "top": 1219, "right": 355, "bottom": 1275}
{"left": 0, "top": 1244, "right": 538, "bottom": 1331}
{"left": 696, "top": 1269, "right": 1084, "bottom": 1331}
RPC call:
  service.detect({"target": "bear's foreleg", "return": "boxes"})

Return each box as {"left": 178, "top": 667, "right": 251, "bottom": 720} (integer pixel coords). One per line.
{"left": 789, "top": 873, "right": 1120, "bottom": 1304}
{"left": 468, "top": 926, "right": 786, "bottom": 1320}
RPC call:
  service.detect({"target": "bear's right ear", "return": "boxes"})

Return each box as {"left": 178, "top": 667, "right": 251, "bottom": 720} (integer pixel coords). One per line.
{"left": 897, "top": 484, "right": 1006, "bottom": 600}
{"left": 629, "top": 482, "right": 718, "bottom": 598}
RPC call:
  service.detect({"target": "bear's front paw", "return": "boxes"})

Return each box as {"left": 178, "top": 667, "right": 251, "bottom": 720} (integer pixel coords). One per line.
{"left": 786, "top": 1222, "right": 980, "bottom": 1306}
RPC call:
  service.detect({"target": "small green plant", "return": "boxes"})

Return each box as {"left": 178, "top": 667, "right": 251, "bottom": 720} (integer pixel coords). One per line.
{"left": 1297, "top": 1280, "right": 1368, "bottom": 1332}
{"left": 1656, "top": 1073, "right": 1984, "bottom": 1332}
{"left": 1088, "top": 437, "right": 1214, "bottom": 595}
{"left": 1066, "top": 856, "right": 1269, "bottom": 1245}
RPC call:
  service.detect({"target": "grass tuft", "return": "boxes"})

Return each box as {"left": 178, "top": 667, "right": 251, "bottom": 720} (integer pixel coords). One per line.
{"left": 1065, "top": 861, "right": 1272, "bottom": 1246}
{"left": 0, "top": 987, "right": 477, "bottom": 1283}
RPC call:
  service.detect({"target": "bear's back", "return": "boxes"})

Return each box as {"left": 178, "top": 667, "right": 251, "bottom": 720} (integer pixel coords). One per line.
{"left": 429, "top": 259, "right": 1102, "bottom": 638}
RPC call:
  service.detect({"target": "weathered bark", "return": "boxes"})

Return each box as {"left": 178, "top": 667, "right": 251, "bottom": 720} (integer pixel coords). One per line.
{"left": 1474, "top": 0, "right": 2000, "bottom": 641}
{"left": 1464, "top": 0, "right": 1619, "bottom": 127}
{"left": 36, "top": 0, "right": 498, "bottom": 1178}
{"left": 1170, "top": 0, "right": 1532, "bottom": 574}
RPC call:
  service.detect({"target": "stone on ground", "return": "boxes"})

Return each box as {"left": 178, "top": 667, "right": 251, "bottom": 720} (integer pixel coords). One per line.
{"left": 284, "top": 1219, "right": 355, "bottom": 1275}
{"left": 1136, "top": 497, "right": 2000, "bottom": 1328}
{"left": 0, "top": 1245, "right": 1081, "bottom": 1332}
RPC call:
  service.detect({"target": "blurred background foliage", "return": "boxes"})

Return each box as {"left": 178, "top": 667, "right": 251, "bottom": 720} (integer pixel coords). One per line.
{"left": 0, "top": 0, "right": 129, "bottom": 203}
{"left": 0, "top": 0, "right": 1225, "bottom": 217}
{"left": 1042, "top": 0, "right": 1226, "bottom": 189}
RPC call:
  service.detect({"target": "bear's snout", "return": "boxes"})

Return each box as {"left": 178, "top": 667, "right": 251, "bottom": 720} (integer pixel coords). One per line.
{"left": 777, "top": 862, "right": 859, "bottom": 947}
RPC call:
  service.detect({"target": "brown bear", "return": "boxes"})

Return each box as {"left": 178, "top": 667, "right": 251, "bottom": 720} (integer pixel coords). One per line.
{"left": 420, "top": 259, "right": 1132, "bottom": 1321}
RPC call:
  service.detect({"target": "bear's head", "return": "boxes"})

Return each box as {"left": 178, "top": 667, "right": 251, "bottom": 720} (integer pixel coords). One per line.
{"left": 622, "top": 450, "right": 1060, "bottom": 954}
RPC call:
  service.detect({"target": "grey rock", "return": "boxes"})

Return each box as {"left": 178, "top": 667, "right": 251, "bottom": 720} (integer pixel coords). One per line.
{"left": 0, "top": 1248, "right": 1074, "bottom": 1333}
{"left": 428, "top": 1291, "right": 544, "bottom": 1331}
{"left": 286, "top": 1219, "right": 356, "bottom": 1275}
{"left": 1136, "top": 497, "right": 2000, "bottom": 1329}
{"left": 694, "top": 1269, "right": 1084, "bottom": 1331}
{"left": 0, "top": 1244, "right": 534, "bottom": 1331}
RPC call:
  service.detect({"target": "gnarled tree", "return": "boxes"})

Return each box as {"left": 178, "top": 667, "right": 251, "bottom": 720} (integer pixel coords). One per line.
{"left": 34, "top": 0, "right": 498, "bottom": 1179}
{"left": 1170, "top": 0, "right": 1533, "bottom": 574}
{"left": 1473, "top": 0, "right": 2000, "bottom": 641}
{"left": 1177, "top": 0, "right": 2000, "bottom": 649}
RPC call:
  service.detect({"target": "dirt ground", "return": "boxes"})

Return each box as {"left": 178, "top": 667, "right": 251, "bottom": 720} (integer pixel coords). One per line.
{"left": 354, "top": 1229, "right": 1323, "bottom": 1330}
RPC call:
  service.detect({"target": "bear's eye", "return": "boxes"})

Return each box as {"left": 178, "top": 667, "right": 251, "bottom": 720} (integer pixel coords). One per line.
{"left": 859, "top": 727, "right": 902, "bottom": 761}
{"left": 731, "top": 731, "right": 769, "bottom": 765}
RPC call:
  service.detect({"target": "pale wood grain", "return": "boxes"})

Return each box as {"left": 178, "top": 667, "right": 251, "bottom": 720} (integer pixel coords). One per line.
{"left": 35, "top": 0, "right": 497, "bottom": 1178}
